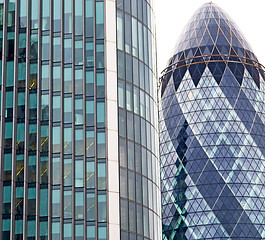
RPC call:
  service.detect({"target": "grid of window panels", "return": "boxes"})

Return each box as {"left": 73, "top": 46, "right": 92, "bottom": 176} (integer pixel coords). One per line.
{"left": 116, "top": 0, "right": 162, "bottom": 239}
{"left": 160, "top": 3, "right": 265, "bottom": 240}
{"left": 0, "top": 0, "right": 107, "bottom": 239}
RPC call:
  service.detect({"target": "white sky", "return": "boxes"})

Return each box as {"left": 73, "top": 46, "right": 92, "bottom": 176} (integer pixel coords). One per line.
{"left": 155, "top": 0, "right": 265, "bottom": 75}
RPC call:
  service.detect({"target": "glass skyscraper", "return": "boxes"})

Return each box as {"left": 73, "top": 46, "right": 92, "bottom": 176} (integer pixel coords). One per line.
{"left": 0, "top": 0, "right": 161, "bottom": 239}
{"left": 160, "top": 3, "right": 265, "bottom": 239}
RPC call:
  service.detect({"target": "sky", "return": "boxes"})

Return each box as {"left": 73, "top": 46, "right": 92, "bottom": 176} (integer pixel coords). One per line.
{"left": 155, "top": 0, "right": 265, "bottom": 75}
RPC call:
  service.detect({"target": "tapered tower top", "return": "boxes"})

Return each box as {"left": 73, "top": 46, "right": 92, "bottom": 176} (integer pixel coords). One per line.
{"left": 161, "top": 2, "right": 265, "bottom": 95}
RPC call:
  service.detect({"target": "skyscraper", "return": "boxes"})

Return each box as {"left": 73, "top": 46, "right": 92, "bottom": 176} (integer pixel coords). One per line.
{"left": 160, "top": 2, "right": 265, "bottom": 239}
{"left": 0, "top": 0, "right": 161, "bottom": 239}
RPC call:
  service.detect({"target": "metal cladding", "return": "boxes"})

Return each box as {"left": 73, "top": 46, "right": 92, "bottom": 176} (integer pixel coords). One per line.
{"left": 159, "top": 3, "right": 265, "bottom": 239}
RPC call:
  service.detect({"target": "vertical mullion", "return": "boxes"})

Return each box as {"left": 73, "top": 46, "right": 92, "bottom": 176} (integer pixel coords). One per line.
{"left": 103, "top": 0, "right": 108, "bottom": 238}
{"left": 35, "top": 18, "right": 41, "bottom": 240}
{"left": 71, "top": 0, "right": 75, "bottom": 237}
{"left": 9, "top": 0, "right": 16, "bottom": 238}
{"left": 82, "top": 0, "right": 87, "bottom": 239}
{"left": 93, "top": 0, "right": 98, "bottom": 238}
{"left": 35, "top": 0, "right": 41, "bottom": 237}
{"left": 12, "top": 0, "right": 24, "bottom": 238}
{"left": 60, "top": 0, "right": 64, "bottom": 237}
{"left": 24, "top": 0, "right": 31, "bottom": 238}
{"left": 47, "top": 1, "right": 53, "bottom": 239}
{"left": 0, "top": 0, "right": 4, "bottom": 233}
{"left": 0, "top": 0, "right": 7, "bottom": 237}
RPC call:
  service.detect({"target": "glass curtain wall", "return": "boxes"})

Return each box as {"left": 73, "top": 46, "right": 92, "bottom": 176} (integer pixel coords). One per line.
{"left": 116, "top": 0, "right": 162, "bottom": 239}
{"left": 0, "top": 0, "right": 107, "bottom": 239}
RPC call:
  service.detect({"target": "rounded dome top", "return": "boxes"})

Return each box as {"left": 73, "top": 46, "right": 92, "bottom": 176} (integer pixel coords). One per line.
{"left": 161, "top": 2, "right": 265, "bottom": 96}
{"left": 170, "top": 2, "right": 255, "bottom": 64}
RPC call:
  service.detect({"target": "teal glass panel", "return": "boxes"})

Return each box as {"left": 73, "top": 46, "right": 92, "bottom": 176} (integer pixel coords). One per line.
{"left": 75, "top": 0, "right": 83, "bottom": 35}
{"left": 85, "top": 0, "right": 94, "bottom": 37}
{"left": 64, "top": 127, "right": 72, "bottom": 154}
{"left": 52, "top": 157, "right": 60, "bottom": 184}
{"left": 75, "top": 98, "right": 83, "bottom": 124}
{"left": 86, "top": 130, "right": 95, "bottom": 157}
{"left": 86, "top": 161, "right": 95, "bottom": 188}
{"left": 97, "top": 102, "right": 105, "bottom": 127}
{"left": 15, "top": 220, "right": 23, "bottom": 237}
{"left": 64, "top": 67, "right": 72, "bottom": 93}
{"left": 64, "top": 223, "right": 72, "bottom": 239}
{"left": 53, "top": 0, "right": 61, "bottom": 32}
{"left": 52, "top": 189, "right": 60, "bottom": 217}
{"left": 64, "top": 38, "right": 72, "bottom": 63}
{"left": 42, "top": 0, "right": 50, "bottom": 30}
{"left": 87, "top": 193, "right": 95, "bottom": 221}
{"left": 53, "top": 66, "right": 61, "bottom": 91}
{"left": 96, "top": 43, "right": 104, "bottom": 68}
{"left": 75, "top": 40, "right": 83, "bottom": 65}
{"left": 19, "top": 0, "right": 27, "bottom": 27}
{"left": 53, "top": 37, "right": 61, "bottom": 62}
{"left": 53, "top": 95, "right": 61, "bottom": 122}
{"left": 95, "top": 2, "right": 104, "bottom": 39}
{"left": 42, "top": 35, "right": 50, "bottom": 60}
{"left": 75, "top": 191, "right": 84, "bottom": 219}
{"left": 64, "top": 190, "right": 72, "bottom": 218}
{"left": 64, "top": 157, "right": 72, "bottom": 186}
{"left": 86, "top": 71, "right": 94, "bottom": 96}
{"left": 30, "top": 35, "right": 38, "bottom": 59}
{"left": 87, "top": 225, "right": 95, "bottom": 239}
{"left": 52, "top": 222, "right": 60, "bottom": 239}
{"left": 7, "top": 0, "right": 15, "bottom": 27}
{"left": 18, "top": 33, "right": 26, "bottom": 60}
{"left": 96, "top": 72, "right": 104, "bottom": 98}
{"left": 98, "top": 194, "right": 106, "bottom": 222}
{"left": 40, "top": 189, "right": 48, "bottom": 217}
{"left": 75, "top": 69, "right": 83, "bottom": 94}
{"left": 27, "top": 187, "right": 36, "bottom": 216}
{"left": 75, "top": 159, "right": 84, "bottom": 187}
{"left": 31, "top": 0, "right": 38, "bottom": 28}
{"left": 41, "top": 64, "right": 49, "bottom": 90}
{"left": 52, "top": 126, "right": 61, "bottom": 152}
{"left": 97, "top": 132, "right": 106, "bottom": 158}
{"left": 64, "top": 97, "right": 72, "bottom": 123}
{"left": 29, "top": 63, "right": 37, "bottom": 89}
{"left": 6, "top": 61, "right": 14, "bottom": 87}
{"left": 86, "top": 100, "right": 94, "bottom": 126}
{"left": 64, "top": 0, "right": 72, "bottom": 33}
{"left": 29, "top": 124, "right": 37, "bottom": 151}
{"left": 40, "top": 221, "right": 48, "bottom": 238}
{"left": 41, "top": 124, "right": 49, "bottom": 152}
{"left": 40, "top": 156, "right": 48, "bottom": 184}
{"left": 97, "top": 162, "right": 106, "bottom": 190}
{"left": 75, "top": 129, "right": 84, "bottom": 155}
{"left": 28, "top": 155, "right": 36, "bottom": 183}
{"left": 41, "top": 94, "right": 49, "bottom": 120}
{"left": 86, "top": 40, "right": 94, "bottom": 67}
{"left": 27, "top": 220, "right": 36, "bottom": 238}
{"left": 75, "top": 224, "right": 84, "bottom": 239}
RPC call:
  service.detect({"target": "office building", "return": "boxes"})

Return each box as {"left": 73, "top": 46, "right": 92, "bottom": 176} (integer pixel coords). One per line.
{"left": 0, "top": 0, "right": 161, "bottom": 239}
{"left": 160, "top": 3, "right": 265, "bottom": 239}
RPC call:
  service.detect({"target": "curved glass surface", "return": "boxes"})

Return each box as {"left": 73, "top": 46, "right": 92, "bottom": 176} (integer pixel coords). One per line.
{"left": 116, "top": 0, "right": 162, "bottom": 239}
{"left": 160, "top": 3, "right": 265, "bottom": 239}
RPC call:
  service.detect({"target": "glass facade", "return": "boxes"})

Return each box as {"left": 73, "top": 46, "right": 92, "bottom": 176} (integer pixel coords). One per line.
{"left": 160, "top": 3, "right": 265, "bottom": 240}
{"left": 116, "top": 0, "right": 161, "bottom": 239}
{"left": 0, "top": 0, "right": 107, "bottom": 239}
{"left": 0, "top": 0, "right": 162, "bottom": 239}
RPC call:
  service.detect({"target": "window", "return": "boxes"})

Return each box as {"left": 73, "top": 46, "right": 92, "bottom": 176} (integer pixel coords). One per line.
{"left": 64, "top": 0, "right": 72, "bottom": 33}
{"left": 75, "top": 40, "right": 83, "bottom": 65}
{"left": 75, "top": 0, "right": 83, "bottom": 35}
